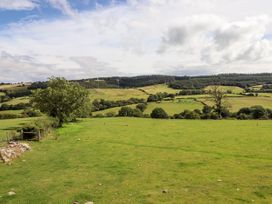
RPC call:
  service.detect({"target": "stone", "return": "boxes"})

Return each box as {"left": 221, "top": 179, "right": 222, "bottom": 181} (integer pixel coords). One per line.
{"left": 85, "top": 202, "right": 94, "bottom": 204}
{"left": 0, "top": 142, "right": 31, "bottom": 164}
{"left": 162, "top": 189, "right": 168, "bottom": 193}
{"left": 8, "top": 191, "right": 16, "bottom": 196}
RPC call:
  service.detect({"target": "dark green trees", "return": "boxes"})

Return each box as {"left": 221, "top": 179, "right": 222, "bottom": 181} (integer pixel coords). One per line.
{"left": 31, "top": 77, "right": 91, "bottom": 126}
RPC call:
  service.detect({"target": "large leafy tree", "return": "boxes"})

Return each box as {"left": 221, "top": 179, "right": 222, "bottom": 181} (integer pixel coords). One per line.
{"left": 31, "top": 77, "right": 91, "bottom": 126}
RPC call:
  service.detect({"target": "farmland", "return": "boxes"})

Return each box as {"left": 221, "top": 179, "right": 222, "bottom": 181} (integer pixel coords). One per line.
{"left": 0, "top": 118, "right": 271, "bottom": 203}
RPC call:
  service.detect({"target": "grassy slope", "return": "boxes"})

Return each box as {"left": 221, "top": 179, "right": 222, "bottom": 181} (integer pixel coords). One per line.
{"left": 200, "top": 96, "right": 272, "bottom": 111}
{"left": 204, "top": 86, "right": 245, "bottom": 94}
{"left": 1, "top": 97, "right": 29, "bottom": 105}
{"left": 0, "top": 118, "right": 271, "bottom": 203}
{"left": 89, "top": 88, "right": 148, "bottom": 101}
{"left": 93, "top": 99, "right": 203, "bottom": 116}
{"left": 138, "top": 84, "right": 180, "bottom": 95}
{"left": 144, "top": 99, "right": 203, "bottom": 115}
{"left": 0, "top": 118, "right": 36, "bottom": 145}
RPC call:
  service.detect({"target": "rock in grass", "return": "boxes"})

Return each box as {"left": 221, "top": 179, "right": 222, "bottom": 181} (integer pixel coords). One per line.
{"left": 85, "top": 202, "right": 94, "bottom": 204}
{"left": 162, "top": 189, "right": 168, "bottom": 193}
{"left": 8, "top": 191, "right": 16, "bottom": 196}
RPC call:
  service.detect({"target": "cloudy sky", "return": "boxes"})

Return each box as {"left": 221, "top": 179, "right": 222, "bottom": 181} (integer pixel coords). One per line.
{"left": 0, "top": 0, "right": 272, "bottom": 82}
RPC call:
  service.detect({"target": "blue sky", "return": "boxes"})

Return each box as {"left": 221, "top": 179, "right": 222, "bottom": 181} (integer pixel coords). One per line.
{"left": 0, "top": 0, "right": 272, "bottom": 82}
{"left": 0, "top": 0, "right": 126, "bottom": 26}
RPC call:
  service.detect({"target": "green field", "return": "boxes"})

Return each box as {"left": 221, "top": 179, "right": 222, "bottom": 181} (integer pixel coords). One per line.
{"left": 89, "top": 88, "right": 148, "bottom": 101}
{"left": 204, "top": 86, "right": 245, "bottom": 94}
{"left": 0, "top": 118, "right": 271, "bottom": 203}
{"left": 0, "top": 110, "right": 23, "bottom": 115}
{"left": 93, "top": 99, "right": 203, "bottom": 116}
{"left": 200, "top": 96, "right": 272, "bottom": 111}
{"left": 1, "top": 97, "right": 30, "bottom": 105}
{"left": 138, "top": 84, "right": 180, "bottom": 95}
{"left": 0, "top": 118, "right": 36, "bottom": 146}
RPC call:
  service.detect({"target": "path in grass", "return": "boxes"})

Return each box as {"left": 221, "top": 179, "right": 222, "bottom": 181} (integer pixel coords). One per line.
{"left": 0, "top": 118, "right": 271, "bottom": 203}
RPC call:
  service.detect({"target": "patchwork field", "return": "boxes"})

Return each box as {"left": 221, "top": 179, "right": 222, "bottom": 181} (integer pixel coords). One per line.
{"left": 204, "top": 86, "right": 245, "bottom": 94}
{"left": 200, "top": 96, "right": 272, "bottom": 111}
{"left": 138, "top": 84, "right": 180, "bottom": 95}
{"left": 1, "top": 97, "right": 30, "bottom": 105}
{"left": 93, "top": 99, "right": 203, "bottom": 116}
{"left": 0, "top": 118, "right": 271, "bottom": 203}
{"left": 89, "top": 88, "right": 148, "bottom": 101}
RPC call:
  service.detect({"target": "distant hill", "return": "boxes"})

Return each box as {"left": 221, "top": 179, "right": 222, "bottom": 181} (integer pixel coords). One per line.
{"left": 1, "top": 73, "right": 272, "bottom": 90}
{"left": 74, "top": 73, "right": 272, "bottom": 89}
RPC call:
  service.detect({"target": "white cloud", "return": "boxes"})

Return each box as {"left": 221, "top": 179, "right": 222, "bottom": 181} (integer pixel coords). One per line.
{"left": 47, "top": 0, "right": 76, "bottom": 16}
{"left": 1, "top": 0, "right": 272, "bottom": 82}
{"left": 0, "top": 0, "right": 38, "bottom": 10}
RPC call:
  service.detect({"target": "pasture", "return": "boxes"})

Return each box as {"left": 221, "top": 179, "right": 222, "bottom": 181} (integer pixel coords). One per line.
{"left": 138, "top": 84, "right": 180, "bottom": 95}
{"left": 89, "top": 88, "right": 148, "bottom": 101}
{"left": 204, "top": 86, "right": 245, "bottom": 94}
{"left": 0, "top": 118, "right": 271, "bottom": 203}
{"left": 93, "top": 99, "right": 203, "bottom": 116}
{"left": 200, "top": 96, "right": 272, "bottom": 111}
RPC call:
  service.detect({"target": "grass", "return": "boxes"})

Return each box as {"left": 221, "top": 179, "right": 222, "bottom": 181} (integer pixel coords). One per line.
{"left": 0, "top": 110, "right": 23, "bottom": 115}
{"left": 200, "top": 96, "right": 272, "bottom": 111}
{"left": 0, "top": 118, "right": 271, "bottom": 203}
{"left": 0, "top": 117, "right": 36, "bottom": 145}
{"left": 0, "top": 92, "right": 5, "bottom": 96}
{"left": 204, "top": 86, "right": 245, "bottom": 94}
{"left": 138, "top": 84, "right": 180, "bottom": 95}
{"left": 93, "top": 99, "right": 203, "bottom": 116}
{"left": 144, "top": 99, "right": 203, "bottom": 115}
{"left": 1, "top": 97, "right": 29, "bottom": 105}
{"left": 89, "top": 88, "right": 148, "bottom": 101}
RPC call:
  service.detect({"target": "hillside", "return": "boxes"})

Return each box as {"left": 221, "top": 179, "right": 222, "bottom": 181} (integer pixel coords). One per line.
{"left": 0, "top": 118, "right": 271, "bottom": 203}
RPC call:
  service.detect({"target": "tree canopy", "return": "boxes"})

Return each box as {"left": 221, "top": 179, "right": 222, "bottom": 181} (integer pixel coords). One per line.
{"left": 31, "top": 77, "right": 91, "bottom": 126}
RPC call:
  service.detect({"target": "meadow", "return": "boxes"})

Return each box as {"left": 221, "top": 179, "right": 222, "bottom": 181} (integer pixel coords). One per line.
{"left": 0, "top": 118, "right": 271, "bottom": 203}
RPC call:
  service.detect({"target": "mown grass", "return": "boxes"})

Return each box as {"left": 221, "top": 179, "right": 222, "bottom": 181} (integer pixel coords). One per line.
{"left": 0, "top": 110, "right": 23, "bottom": 115}
{"left": 200, "top": 96, "right": 272, "bottom": 111}
{"left": 93, "top": 99, "right": 203, "bottom": 116}
{"left": 0, "top": 118, "right": 271, "bottom": 203}
{"left": 138, "top": 84, "right": 180, "bottom": 95}
{"left": 0, "top": 118, "right": 36, "bottom": 146}
{"left": 204, "top": 86, "right": 245, "bottom": 94}
{"left": 89, "top": 88, "right": 148, "bottom": 101}
{"left": 144, "top": 99, "right": 203, "bottom": 115}
{"left": 1, "top": 97, "right": 30, "bottom": 105}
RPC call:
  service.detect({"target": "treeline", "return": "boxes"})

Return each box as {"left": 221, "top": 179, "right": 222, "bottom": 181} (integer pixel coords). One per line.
{"left": 92, "top": 98, "right": 145, "bottom": 111}
{"left": 4, "top": 73, "right": 271, "bottom": 90}
{"left": 169, "top": 73, "right": 272, "bottom": 89}
{"left": 0, "top": 89, "right": 32, "bottom": 98}
{"left": 74, "top": 73, "right": 272, "bottom": 89}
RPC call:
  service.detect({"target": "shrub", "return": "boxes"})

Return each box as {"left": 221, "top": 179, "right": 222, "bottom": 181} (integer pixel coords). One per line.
{"left": 136, "top": 103, "right": 147, "bottom": 112}
{"left": 251, "top": 106, "right": 267, "bottom": 119}
{"left": 118, "top": 107, "right": 134, "bottom": 117}
{"left": 132, "top": 108, "right": 143, "bottom": 117}
{"left": 106, "top": 112, "right": 116, "bottom": 117}
{"left": 22, "top": 108, "right": 42, "bottom": 117}
{"left": 151, "top": 108, "right": 168, "bottom": 119}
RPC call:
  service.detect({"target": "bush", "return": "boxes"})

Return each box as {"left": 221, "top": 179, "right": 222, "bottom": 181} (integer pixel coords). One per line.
{"left": 151, "top": 108, "right": 168, "bottom": 119}
{"left": 106, "top": 112, "right": 116, "bottom": 117}
{"left": 136, "top": 103, "right": 147, "bottom": 112}
{"left": 132, "top": 108, "right": 143, "bottom": 117}
{"left": 251, "top": 106, "right": 267, "bottom": 119}
{"left": 22, "top": 108, "right": 42, "bottom": 117}
{"left": 118, "top": 107, "right": 134, "bottom": 117}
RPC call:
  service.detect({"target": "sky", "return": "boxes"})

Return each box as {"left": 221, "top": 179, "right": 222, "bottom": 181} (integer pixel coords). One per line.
{"left": 0, "top": 0, "right": 272, "bottom": 82}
